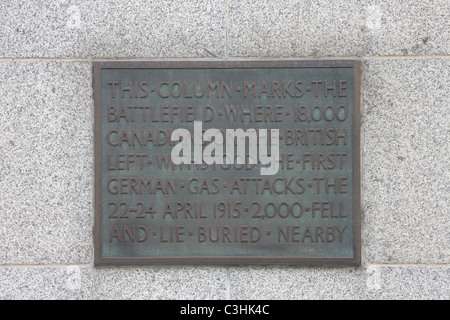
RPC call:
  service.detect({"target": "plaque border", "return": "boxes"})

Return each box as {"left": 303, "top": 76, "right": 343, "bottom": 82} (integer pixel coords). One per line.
{"left": 93, "top": 60, "right": 361, "bottom": 266}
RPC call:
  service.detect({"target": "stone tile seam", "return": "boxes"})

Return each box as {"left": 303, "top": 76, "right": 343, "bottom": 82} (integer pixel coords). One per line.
{"left": 0, "top": 55, "right": 449, "bottom": 61}
{"left": 0, "top": 58, "right": 90, "bottom": 61}
{"left": 0, "top": 264, "right": 91, "bottom": 269}
{"left": 226, "top": 268, "right": 231, "bottom": 299}
{"left": 362, "top": 263, "right": 450, "bottom": 268}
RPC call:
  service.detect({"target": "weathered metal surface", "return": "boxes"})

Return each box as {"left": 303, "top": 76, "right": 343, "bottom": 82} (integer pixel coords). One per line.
{"left": 94, "top": 60, "right": 361, "bottom": 265}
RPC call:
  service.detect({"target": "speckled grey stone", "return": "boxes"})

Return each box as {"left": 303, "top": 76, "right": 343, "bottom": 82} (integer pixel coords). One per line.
{"left": 230, "top": 266, "right": 366, "bottom": 299}
{"left": 0, "top": 266, "right": 228, "bottom": 300}
{"left": 0, "top": 0, "right": 226, "bottom": 58}
{"left": 0, "top": 61, "right": 93, "bottom": 265}
{"left": 228, "top": 0, "right": 450, "bottom": 57}
{"left": 88, "top": 266, "right": 228, "bottom": 299}
{"left": 361, "top": 58, "right": 450, "bottom": 264}
{"left": 0, "top": 266, "right": 87, "bottom": 300}
{"left": 229, "top": 265, "right": 450, "bottom": 299}
{"left": 364, "top": 265, "right": 450, "bottom": 300}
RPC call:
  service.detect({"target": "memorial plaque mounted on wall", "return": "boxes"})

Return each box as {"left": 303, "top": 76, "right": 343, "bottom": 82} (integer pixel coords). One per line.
{"left": 94, "top": 60, "right": 361, "bottom": 265}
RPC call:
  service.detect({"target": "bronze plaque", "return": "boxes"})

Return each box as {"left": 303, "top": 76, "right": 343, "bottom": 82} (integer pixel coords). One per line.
{"left": 94, "top": 60, "right": 360, "bottom": 265}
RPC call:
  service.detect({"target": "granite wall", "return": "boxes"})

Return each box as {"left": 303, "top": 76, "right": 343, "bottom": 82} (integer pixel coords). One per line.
{"left": 0, "top": 0, "right": 448, "bottom": 299}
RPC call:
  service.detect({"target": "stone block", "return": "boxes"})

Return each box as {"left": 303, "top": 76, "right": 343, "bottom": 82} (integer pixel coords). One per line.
{"left": 0, "top": 0, "right": 226, "bottom": 58}
{"left": 0, "top": 266, "right": 228, "bottom": 299}
{"left": 228, "top": 0, "right": 449, "bottom": 57}
{"left": 0, "top": 61, "right": 93, "bottom": 265}
{"left": 362, "top": 58, "right": 450, "bottom": 263}
{"left": 229, "top": 265, "right": 450, "bottom": 299}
